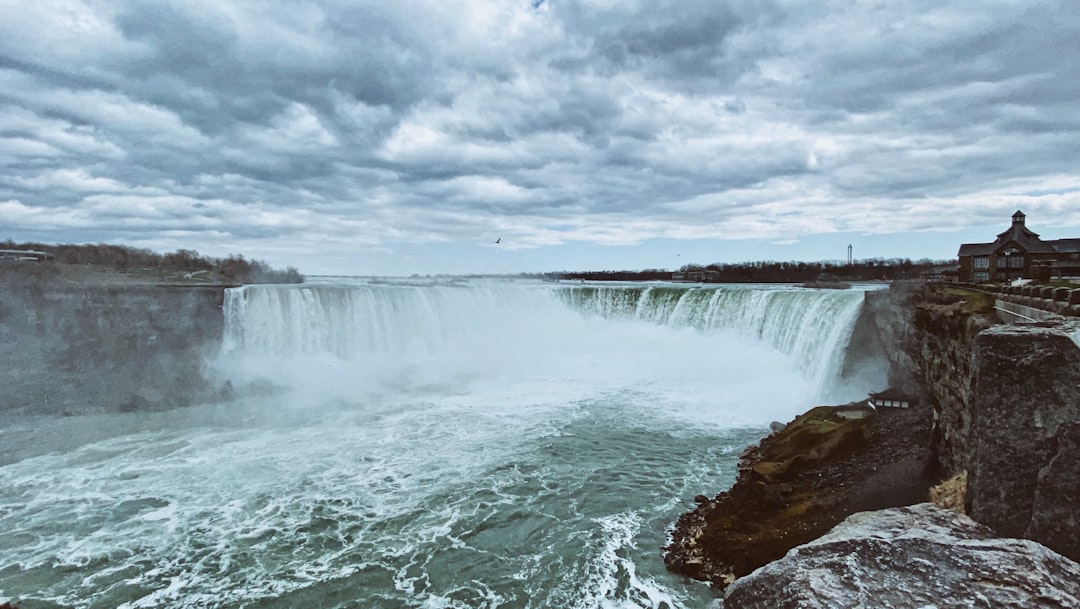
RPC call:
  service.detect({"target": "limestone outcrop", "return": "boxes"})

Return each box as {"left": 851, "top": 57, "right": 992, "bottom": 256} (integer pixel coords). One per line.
{"left": 1, "top": 280, "right": 232, "bottom": 414}
{"left": 859, "top": 287, "right": 1080, "bottom": 563}
{"left": 724, "top": 503, "right": 1080, "bottom": 609}
{"left": 663, "top": 402, "right": 932, "bottom": 588}
{"left": 968, "top": 321, "right": 1080, "bottom": 561}
{"left": 864, "top": 282, "right": 994, "bottom": 477}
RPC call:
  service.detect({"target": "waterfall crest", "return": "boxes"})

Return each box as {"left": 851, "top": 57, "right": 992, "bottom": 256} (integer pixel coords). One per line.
{"left": 558, "top": 284, "right": 871, "bottom": 394}
{"left": 222, "top": 280, "right": 882, "bottom": 402}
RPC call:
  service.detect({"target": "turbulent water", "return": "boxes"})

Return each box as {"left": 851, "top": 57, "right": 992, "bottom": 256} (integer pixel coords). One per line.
{"left": 0, "top": 279, "right": 885, "bottom": 609}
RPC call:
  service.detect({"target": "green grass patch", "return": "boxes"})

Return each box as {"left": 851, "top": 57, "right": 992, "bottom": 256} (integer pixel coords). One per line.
{"left": 943, "top": 287, "right": 995, "bottom": 313}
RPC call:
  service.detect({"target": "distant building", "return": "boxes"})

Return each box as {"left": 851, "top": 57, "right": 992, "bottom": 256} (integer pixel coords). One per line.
{"left": 920, "top": 265, "right": 960, "bottom": 283}
{"left": 868, "top": 389, "right": 916, "bottom": 409}
{"left": 0, "top": 249, "right": 53, "bottom": 262}
{"left": 957, "top": 211, "right": 1080, "bottom": 283}
{"left": 672, "top": 269, "right": 720, "bottom": 282}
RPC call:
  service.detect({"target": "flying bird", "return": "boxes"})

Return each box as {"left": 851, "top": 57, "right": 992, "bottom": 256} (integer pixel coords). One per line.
{"left": 495, "top": 238, "right": 501, "bottom": 244}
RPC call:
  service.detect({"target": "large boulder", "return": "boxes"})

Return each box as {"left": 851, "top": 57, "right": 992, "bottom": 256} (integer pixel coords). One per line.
{"left": 968, "top": 322, "right": 1080, "bottom": 561}
{"left": 725, "top": 503, "right": 1080, "bottom": 609}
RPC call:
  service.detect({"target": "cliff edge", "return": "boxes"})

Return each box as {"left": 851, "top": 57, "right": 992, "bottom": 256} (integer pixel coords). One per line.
{"left": 724, "top": 503, "right": 1080, "bottom": 609}
{"left": 665, "top": 281, "right": 1080, "bottom": 593}
{"left": 1, "top": 267, "right": 234, "bottom": 414}
{"left": 663, "top": 400, "right": 932, "bottom": 589}
{"left": 968, "top": 321, "right": 1080, "bottom": 561}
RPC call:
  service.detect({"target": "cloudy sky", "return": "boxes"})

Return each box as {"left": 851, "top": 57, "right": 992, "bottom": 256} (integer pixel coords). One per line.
{"left": 2, "top": 0, "right": 1079, "bottom": 276}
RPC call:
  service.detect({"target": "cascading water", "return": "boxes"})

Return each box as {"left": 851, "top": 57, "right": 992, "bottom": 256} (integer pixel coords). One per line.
{"left": 557, "top": 284, "right": 877, "bottom": 402}
{"left": 0, "top": 278, "right": 886, "bottom": 609}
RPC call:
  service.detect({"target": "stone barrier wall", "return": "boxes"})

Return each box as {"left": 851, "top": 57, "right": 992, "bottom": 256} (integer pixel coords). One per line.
{"left": 951, "top": 282, "right": 1080, "bottom": 319}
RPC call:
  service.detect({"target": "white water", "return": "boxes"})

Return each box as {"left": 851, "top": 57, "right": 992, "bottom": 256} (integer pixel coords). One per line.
{"left": 220, "top": 280, "right": 879, "bottom": 410}
{"left": 0, "top": 278, "right": 886, "bottom": 609}
{"left": 556, "top": 283, "right": 877, "bottom": 401}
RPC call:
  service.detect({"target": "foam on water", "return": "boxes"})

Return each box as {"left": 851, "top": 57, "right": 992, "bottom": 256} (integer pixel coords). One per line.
{"left": 558, "top": 283, "right": 881, "bottom": 401}
{"left": 0, "top": 279, "right": 883, "bottom": 608}
{"left": 217, "top": 279, "right": 878, "bottom": 417}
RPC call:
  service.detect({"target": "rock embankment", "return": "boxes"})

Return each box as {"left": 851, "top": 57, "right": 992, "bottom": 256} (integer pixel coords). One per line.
{"left": 968, "top": 321, "right": 1080, "bottom": 561}
{"left": 1, "top": 277, "right": 233, "bottom": 414}
{"left": 882, "top": 283, "right": 1080, "bottom": 563}
{"left": 724, "top": 503, "right": 1080, "bottom": 609}
{"left": 663, "top": 400, "right": 933, "bottom": 589}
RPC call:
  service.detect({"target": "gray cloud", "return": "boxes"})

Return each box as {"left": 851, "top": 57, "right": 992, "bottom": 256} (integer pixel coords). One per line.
{"left": 1, "top": 0, "right": 1079, "bottom": 274}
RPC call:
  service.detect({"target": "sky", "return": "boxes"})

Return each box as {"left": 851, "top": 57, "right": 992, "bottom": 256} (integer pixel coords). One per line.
{"left": 1, "top": 0, "right": 1079, "bottom": 276}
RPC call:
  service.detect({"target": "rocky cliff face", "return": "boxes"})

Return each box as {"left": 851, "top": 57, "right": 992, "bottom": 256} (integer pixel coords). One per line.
{"left": 663, "top": 401, "right": 933, "bottom": 589}
{"left": 863, "top": 284, "right": 994, "bottom": 477}
{"left": 910, "top": 299, "right": 994, "bottom": 477}
{"left": 868, "top": 284, "right": 1080, "bottom": 563}
{"left": 0, "top": 282, "right": 231, "bottom": 414}
{"left": 968, "top": 322, "right": 1080, "bottom": 561}
{"left": 667, "top": 282, "right": 1080, "bottom": 593}
{"left": 724, "top": 503, "right": 1080, "bottom": 609}
{"left": 861, "top": 283, "right": 923, "bottom": 396}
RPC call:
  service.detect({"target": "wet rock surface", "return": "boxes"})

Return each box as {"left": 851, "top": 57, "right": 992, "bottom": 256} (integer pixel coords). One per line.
{"left": 724, "top": 503, "right": 1080, "bottom": 609}
{"left": 663, "top": 401, "right": 933, "bottom": 589}
{"left": 968, "top": 321, "right": 1080, "bottom": 561}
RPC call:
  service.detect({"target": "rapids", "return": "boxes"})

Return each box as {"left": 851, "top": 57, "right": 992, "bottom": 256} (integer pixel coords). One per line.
{"left": 0, "top": 278, "right": 886, "bottom": 608}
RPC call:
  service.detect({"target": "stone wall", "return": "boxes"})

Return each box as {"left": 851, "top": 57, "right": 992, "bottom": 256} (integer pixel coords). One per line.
{"left": 867, "top": 282, "right": 1080, "bottom": 562}
{"left": 970, "top": 282, "right": 1080, "bottom": 317}
{"left": 0, "top": 282, "right": 232, "bottom": 415}
{"left": 910, "top": 298, "right": 994, "bottom": 477}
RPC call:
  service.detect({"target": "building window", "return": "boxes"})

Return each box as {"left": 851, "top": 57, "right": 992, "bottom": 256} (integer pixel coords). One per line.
{"left": 973, "top": 271, "right": 989, "bottom": 282}
{"left": 974, "top": 257, "right": 989, "bottom": 269}
{"left": 1009, "top": 255, "right": 1024, "bottom": 268}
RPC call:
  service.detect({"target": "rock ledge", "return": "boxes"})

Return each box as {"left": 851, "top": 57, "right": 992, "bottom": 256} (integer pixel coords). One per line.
{"left": 725, "top": 503, "right": 1080, "bottom": 609}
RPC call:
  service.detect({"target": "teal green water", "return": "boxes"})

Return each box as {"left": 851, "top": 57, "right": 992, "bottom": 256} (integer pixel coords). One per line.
{"left": 1, "top": 392, "right": 762, "bottom": 609}
{"left": 0, "top": 279, "right": 875, "bottom": 608}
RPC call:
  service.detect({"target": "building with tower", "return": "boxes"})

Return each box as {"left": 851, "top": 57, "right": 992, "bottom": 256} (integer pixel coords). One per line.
{"left": 957, "top": 211, "right": 1080, "bottom": 283}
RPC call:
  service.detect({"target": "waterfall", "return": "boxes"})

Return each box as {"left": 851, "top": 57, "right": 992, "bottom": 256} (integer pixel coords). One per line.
{"left": 222, "top": 281, "right": 560, "bottom": 358}
{"left": 558, "top": 284, "right": 873, "bottom": 395}
{"left": 221, "top": 280, "right": 882, "bottom": 403}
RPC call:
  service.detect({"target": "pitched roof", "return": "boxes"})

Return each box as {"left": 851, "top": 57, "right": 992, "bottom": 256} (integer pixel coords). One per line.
{"left": 1048, "top": 239, "right": 1080, "bottom": 255}
{"left": 869, "top": 388, "right": 917, "bottom": 401}
{"left": 958, "top": 211, "right": 1064, "bottom": 257}
{"left": 958, "top": 242, "right": 996, "bottom": 256}
{"left": 993, "top": 222, "right": 1057, "bottom": 253}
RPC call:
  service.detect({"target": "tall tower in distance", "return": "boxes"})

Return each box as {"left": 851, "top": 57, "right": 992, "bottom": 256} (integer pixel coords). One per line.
{"left": 847, "top": 244, "right": 853, "bottom": 266}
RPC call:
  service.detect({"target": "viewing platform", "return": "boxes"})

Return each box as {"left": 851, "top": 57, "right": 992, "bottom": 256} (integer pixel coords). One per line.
{"left": 947, "top": 281, "right": 1080, "bottom": 322}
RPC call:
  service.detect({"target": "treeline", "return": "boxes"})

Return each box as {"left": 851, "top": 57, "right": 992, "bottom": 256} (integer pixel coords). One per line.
{"left": 1, "top": 240, "right": 303, "bottom": 284}
{"left": 558, "top": 258, "right": 956, "bottom": 283}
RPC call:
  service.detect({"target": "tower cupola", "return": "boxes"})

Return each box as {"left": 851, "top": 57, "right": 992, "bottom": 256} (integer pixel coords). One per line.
{"left": 1013, "top": 210, "right": 1026, "bottom": 226}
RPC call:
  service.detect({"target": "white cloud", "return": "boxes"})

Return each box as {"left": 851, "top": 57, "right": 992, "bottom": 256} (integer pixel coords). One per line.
{"left": 0, "top": 0, "right": 1078, "bottom": 275}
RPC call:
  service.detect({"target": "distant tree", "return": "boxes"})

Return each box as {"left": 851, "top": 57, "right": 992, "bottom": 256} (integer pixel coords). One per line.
{"left": 556, "top": 256, "right": 956, "bottom": 283}
{"left": 2, "top": 241, "right": 304, "bottom": 284}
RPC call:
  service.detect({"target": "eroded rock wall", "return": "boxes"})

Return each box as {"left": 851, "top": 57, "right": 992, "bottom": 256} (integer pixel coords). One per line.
{"left": 861, "top": 282, "right": 924, "bottom": 396}
{"left": 0, "top": 283, "right": 231, "bottom": 414}
{"left": 968, "top": 322, "right": 1080, "bottom": 560}
{"left": 910, "top": 300, "right": 993, "bottom": 477}
{"left": 864, "top": 284, "right": 994, "bottom": 477}
{"left": 869, "top": 284, "right": 1080, "bottom": 562}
